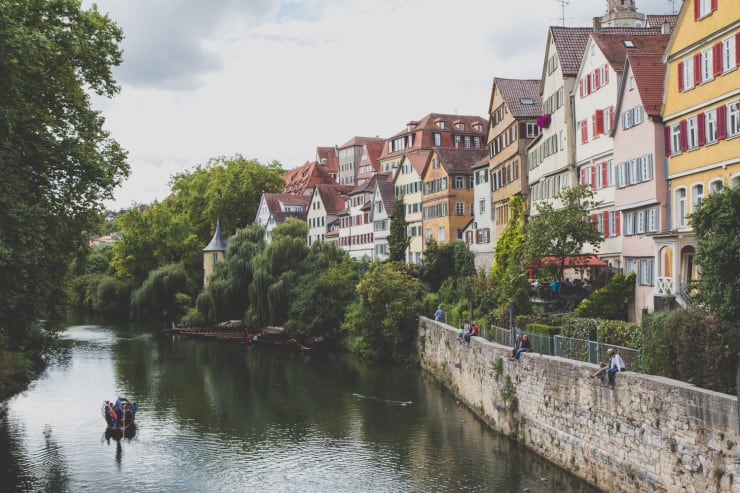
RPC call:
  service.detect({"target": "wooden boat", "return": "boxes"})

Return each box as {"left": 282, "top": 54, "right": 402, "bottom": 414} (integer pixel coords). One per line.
{"left": 102, "top": 397, "right": 137, "bottom": 432}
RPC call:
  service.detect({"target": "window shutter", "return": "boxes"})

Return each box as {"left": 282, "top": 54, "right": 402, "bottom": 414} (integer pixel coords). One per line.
{"left": 603, "top": 211, "right": 610, "bottom": 237}
{"left": 713, "top": 43, "right": 723, "bottom": 76}
{"left": 694, "top": 0, "right": 700, "bottom": 20}
{"left": 587, "top": 73, "right": 592, "bottom": 94}
{"left": 609, "top": 106, "right": 615, "bottom": 130}
{"left": 698, "top": 112, "right": 706, "bottom": 146}
{"left": 679, "top": 119, "right": 688, "bottom": 152}
{"left": 581, "top": 119, "right": 588, "bottom": 143}
{"left": 717, "top": 105, "right": 727, "bottom": 139}
{"left": 580, "top": 168, "right": 586, "bottom": 184}
{"left": 591, "top": 213, "right": 598, "bottom": 231}
{"left": 693, "top": 53, "right": 702, "bottom": 85}
{"left": 711, "top": 0, "right": 717, "bottom": 11}
{"left": 592, "top": 113, "right": 597, "bottom": 137}
{"left": 615, "top": 212, "right": 621, "bottom": 236}
{"left": 604, "top": 65, "right": 609, "bottom": 84}
{"left": 594, "top": 69, "right": 600, "bottom": 89}
{"left": 601, "top": 162, "right": 608, "bottom": 187}
{"left": 678, "top": 61, "right": 685, "bottom": 91}
{"left": 579, "top": 79, "right": 585, "bottom": 98}
{"left": 664, "top": 125, "right": 671, "bottom": 154}
{"left": 736, "top": 33, "right": 740, "bottom": 67}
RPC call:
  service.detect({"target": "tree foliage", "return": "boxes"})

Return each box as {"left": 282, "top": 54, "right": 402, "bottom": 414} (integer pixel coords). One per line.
{"left": 130, "top": 263, "right": 191, "bottom": 322}
{"left": 421, "top": 240, "right": 473, "bottom": 292}
{"left": 524, "top": 185, "right": 603, "bottom": 281}
{"left": 575, "top": 272, "right": 635, "bottom": 321}
{"left": 691, "top": 183, "right": 740, "bottom": 321}
{"left": 388, "top": 195, "right": 410, "bottom": 262}
{"left": 491, "top": 196, "right": 531, "bottom": 317}
{"left": 343, "top": 262, "right": 422, "bottom": 362}
{"left": 0, "top": 0, "right": 128, "bottom": 347}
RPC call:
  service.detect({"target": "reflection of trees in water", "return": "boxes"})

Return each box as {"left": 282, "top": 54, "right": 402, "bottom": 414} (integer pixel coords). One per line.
{"left": 0, "top": 413, "right": 35, "bottom": 490}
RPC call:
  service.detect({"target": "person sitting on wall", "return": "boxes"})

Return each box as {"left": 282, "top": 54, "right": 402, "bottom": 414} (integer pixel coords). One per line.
{"left": 511, "top": 334, "right": 522, "bottom": 359}
{"left": 510, "top": 334, "right": 531, "bottom": 360}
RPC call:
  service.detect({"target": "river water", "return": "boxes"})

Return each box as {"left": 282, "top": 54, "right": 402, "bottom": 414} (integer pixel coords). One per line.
{"left": 0, "top": 322, "right": 600, "bottom": 492}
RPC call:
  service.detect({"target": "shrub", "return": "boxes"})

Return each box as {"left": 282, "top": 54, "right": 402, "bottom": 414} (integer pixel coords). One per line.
{"left": 575, "top": 272, "right": 635, "bottom": 321}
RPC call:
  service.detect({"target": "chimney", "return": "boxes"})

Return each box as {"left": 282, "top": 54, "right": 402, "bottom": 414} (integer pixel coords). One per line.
{"left": 661, "top": 21, "right": 672, "bottom": 34}
{"left": 593, "top": 17, "right": 602, "bottom": 33}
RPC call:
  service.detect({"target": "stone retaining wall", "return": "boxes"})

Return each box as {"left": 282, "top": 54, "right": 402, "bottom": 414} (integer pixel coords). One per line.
{"left": 418, "top": 317, "right": 740, "bottom": 493}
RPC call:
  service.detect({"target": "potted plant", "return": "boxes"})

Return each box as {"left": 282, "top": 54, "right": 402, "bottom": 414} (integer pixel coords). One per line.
{"left": 537, "top": 114, "right": 551, "bottom": 128}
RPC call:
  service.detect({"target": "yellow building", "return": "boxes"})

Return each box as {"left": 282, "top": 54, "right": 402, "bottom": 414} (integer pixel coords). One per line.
{"left": 420, "top": 148, "right": 486, "bottom": 248}
{"left": 656, "top": 0, "right": 739, "bottom": 307}
{"left": 203, "top": 219, "right": 227, "bottom": 287}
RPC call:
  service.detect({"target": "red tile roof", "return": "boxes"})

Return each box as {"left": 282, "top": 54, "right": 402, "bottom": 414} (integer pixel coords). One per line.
{"left": 645, "top": 15, "right": 678, "bottom": 29}
{"left": 314, "top": 184, "right": 354, "bottom": 215}
{"left": 405, "top": 150, "right": 432, "bottom": 176}
{"left": 550, "top": 26, "right": 664, "bottom": 76}
{"left": 338, "top": 136, "right": 385, "bottom": 149}
{"left": 435, "top": 147, "right": 488, "bottom": 175}
{"left": 282, "top": 161, "right": 337, "bottom": 195}
{"left": 376, "top": 179, "right": 396, "bottom": 216}
{"left": 493, "top": 78, "right": 542, "bottom": 118}
{"left": 315, "top": 147, "right": 339, "bottom": 175}
{"left": 626, "top": 53, "right": 667, "bottom": 117}
{"left": 592, "top": 33, "right": 670, "bottom": 74}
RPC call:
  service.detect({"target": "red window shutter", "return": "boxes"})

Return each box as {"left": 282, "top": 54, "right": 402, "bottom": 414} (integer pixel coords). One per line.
{"left": 587, "top": 73, "right": 592, "bottom": 94}
{"left": 591, "top": 213, "right": 598, "bottom": 231}
{"left": 595, "top": 109, "right": 604, "bottom": 135}
{"left": 581, "top": 119, "right": 588, "bottom": 143}
{"left": 678, "top": 61, "right": 685, "bottom": 92}
{"left": 602, "top": 211, "right": 609, "bottom": 237}
{"left": 601, "top": 162, "right": 608, "bottom": 187}
{"left": 594, "top": 69, "right": 600, "bottom": 89}
{"left": 664, "top": 125, "right": 671, "bottom": 154}
{"left": 694, "top": 0, "right": 700, "bottom": 20}
{"left": 713, "top": 43, "right": 723, "bottom": 76}
{"left": 609, "top": 106, "right": 615, "bottom": 129}
{"left": 679, "top": 119, "right": 688, "bottom": 152}
{"left": 580, "top": 168, "right": 586, "bottom": 184}
{"left": 579, "top": 79, "right": 584, "bottom": 98}
{"left": 591, "top": 167, "right": 597, "bottom": 188}
{"left": 591, "top": 114, "right": 597, "bottom": 138}
{"left": 717, "top": 105, "right": 727, "bottom": 139}
{"left": 694, "top": 53, "right": 702, "bottom": 85}
{"left": 736, "top": 33, "right": 740, "bottom": 67}
{"left": 711, "top": 0, "right": 717, "bottom": 11}
{"left": 604, "top": 65, "right": 609, "bottom": 84}
{"left": 698, "top": 112, "right": 706, "bottom": 146}
{"left": 615, "top": 212, "right": 621, "bottom": 236}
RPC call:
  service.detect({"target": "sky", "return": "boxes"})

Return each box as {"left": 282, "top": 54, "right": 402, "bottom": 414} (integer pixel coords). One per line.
{"left": 84, "top": 0, "right": 677, "bottom": 209}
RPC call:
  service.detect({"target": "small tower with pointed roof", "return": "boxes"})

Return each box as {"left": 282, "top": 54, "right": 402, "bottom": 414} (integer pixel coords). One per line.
{"left": 601, "top": 0, "right": 645, "bottom": 27}
{"left": 202, "top": 219, "right": 228, "bottom": 287}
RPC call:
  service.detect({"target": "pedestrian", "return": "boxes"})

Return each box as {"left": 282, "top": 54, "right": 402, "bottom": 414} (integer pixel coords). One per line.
{"left": 607, "top": 348, "right": 626, "bottom": 386}
{"left": 511, "top": 334, "right": 521, "bottom": 359}
{"left": 511, "top": 334, "right": 531, "bottom": 360}
{"left": 434, "top": 306, "right": 444, "bottom": 321}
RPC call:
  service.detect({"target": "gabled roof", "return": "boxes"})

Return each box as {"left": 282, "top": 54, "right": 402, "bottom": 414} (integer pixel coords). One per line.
{"left": 591, "top": 33, "right": 670, "bottom": 74}
{"left": 387, "top": 113, "right": 487, "bottom": 139}
{"left": 405, "top": 150, "right": 432, "bottom": 176}
{"left": 645, "top": 14, "right": 677, "bottom": 29}
{"left": 349, "top": 172, "right": 390, "bottom": 195}
{"left": 282, "top": 161, "right": 336, "bottom": 195}
{"left": 314, "top": 184, "right": 354, "bottom": 215}
{"left": 626, "top": 53, "right": 667, "bottom": 117}
{"left": 471, "top": 155, "right": 489, "bottom": 170}
{"left": 273, "top": 210, "right": 308, "bottom": 224}
{"left": 435, "top": 147, "right": 488, "bottom": 175}
{"left": 338, "top": 136, "right": 385, "bottom": 149}
{"left": 549, "top": 26, "right": 664, "bottom": 77}
{"left": 315, "top": 147, "right": 339, "bottom": 174}
{"left": 493, "top": 78, "right": 542, "bottom": 118}
{"left": 203, "top": 219, "right": 228, "bottom": 252}
{"left": 263, "top": 193, "right": 311, "bottom": 214}
{"left": 375, "top": 179, "right": 396, "bottom": 217}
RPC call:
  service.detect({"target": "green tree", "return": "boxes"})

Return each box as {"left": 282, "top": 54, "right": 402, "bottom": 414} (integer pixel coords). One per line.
{"left": 0, "top": 0, "right": 128, "bottom": 346}
{"left": 130, "top": 263, "right": 192, "bottom": 322}
{"left": 691, "top": 183, "right": 740, "bottom": 321}
{"left": 524, "top": 185, "right": 603, "bottom": 281}
{"left": 575, "top": 272, "right": 635, "bottom": 321}
{"left": 491, "top": 195, "right": 531, "bottom": 317}
{"left": 388, "top": 195, "right": 410, "bottom": 262}
{"left": 343, "top": 262, "right": 422, "bottom": 362}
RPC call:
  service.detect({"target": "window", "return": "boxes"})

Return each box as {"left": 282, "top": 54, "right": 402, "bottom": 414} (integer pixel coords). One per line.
{"left": 676, "top": 188, "right": 687, "bottom": 228}
{"left": 728, "top": 101, "right": 740, "bottom": 137}
{"left": 705, "top": 109, "right": 718, "bottom": 143}
{"left": 628, "top": 75, "right": 635, "bottom": 90}
{"left": 437, "top": 227, "right": 445, "bottom": 241}
{"left": 479, "top": 198, "right": 485, "bottom": 214}
{"left": 686, "top": 116, "right": 698, "bottom": 149}
{"left": 722, "top": 36, "right": 736, "bottom": 73}
{"left": 464, "top": 136, "right": 471, "bottom": 149}
{"left": 709, "top": 180, "right": 724, "bottom": 194}
{"left": 622, "top": 106, "right": 643, "bottom": 129}
{"left": 454, "top": 135, "right": 461, "bottom": 148}
{"left": 695, "top": 0, "right": 715, "bottom": 19}
{"left": 434, "top": 133, "right": 441, "bottom": 146}
{"left": 526, "top": 123, "right": 539, "bottom": 138}
{"left": 454, "top": 176, "right": 465, "bottom": 189}
{"left": 647, "top": 208, "right": 658, "bottom": 232}
{"left": 691, "top": 184, "right": 704, "bottom": 210}
{"left": 455, "top": 202, "right": 465, "bottom": 216}
{"left": 637, "top": 258, "right": 654, "bottom": 286}
{"left": 670, "top": 123, "right": 681, "bottom": 155}
{"left": 681, "top": 56, "right": 694, "bottom": 91}
{"left": 701, "top": 48, "right": 713, "bottom": 83}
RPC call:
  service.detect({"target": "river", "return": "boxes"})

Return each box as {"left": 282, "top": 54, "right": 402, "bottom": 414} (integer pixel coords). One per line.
{"left": 0, "top": 321, "right": 601, "bottom": 492}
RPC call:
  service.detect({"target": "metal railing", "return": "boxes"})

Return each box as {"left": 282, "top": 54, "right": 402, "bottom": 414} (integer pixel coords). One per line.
{"left": 486, "top": 325, "right": 640, "bottom": 370}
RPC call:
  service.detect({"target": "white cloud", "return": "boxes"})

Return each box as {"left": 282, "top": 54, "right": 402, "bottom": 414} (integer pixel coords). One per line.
{"left": 88, "top": 0, "right": 676, "bottom": 209}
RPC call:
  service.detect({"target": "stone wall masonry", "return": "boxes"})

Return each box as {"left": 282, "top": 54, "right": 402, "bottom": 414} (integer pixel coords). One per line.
{"left": 418, "top": 317, "right": 740, "bottom": 493}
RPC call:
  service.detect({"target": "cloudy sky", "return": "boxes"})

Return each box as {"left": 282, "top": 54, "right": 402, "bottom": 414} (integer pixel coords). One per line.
{"left": 84, "top": 0, "right": 676, "bottom": 209}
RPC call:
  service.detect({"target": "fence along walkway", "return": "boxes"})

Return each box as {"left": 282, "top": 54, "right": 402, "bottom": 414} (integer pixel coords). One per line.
{"left": 488, "top": 325, "right": 641, "bottom": 370}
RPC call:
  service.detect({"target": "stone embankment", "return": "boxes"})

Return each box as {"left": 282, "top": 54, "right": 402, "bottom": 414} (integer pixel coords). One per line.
{"left": 418, "top": 317, "right": 740, "bottom": 493}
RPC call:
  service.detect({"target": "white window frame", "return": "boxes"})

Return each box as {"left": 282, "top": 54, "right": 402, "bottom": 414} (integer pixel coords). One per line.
{"left": 670, "top": 124, "right": 681, "bottom": 155}
{"left": 691, "top": 183, "right": 704, "bottom": 211}
{"left": 676, "top": 188, "right": 687, "bottom": 228}
{"left": 637, "top": 258, "right": 654, "bottom": 286}
{"left": 728, "top": 101, "right": 740, "bottom": 137}
{"left": 705, "top": 108, "right": 718, "bottom": 144}
{"left": 701, "top": 48, "right": 713, "bottom": 83}
{"left": 686, "top": 116, "right": 698, "bottom": 149}
{"left": 682, "top": 56, "right": 694, "bottom": 90}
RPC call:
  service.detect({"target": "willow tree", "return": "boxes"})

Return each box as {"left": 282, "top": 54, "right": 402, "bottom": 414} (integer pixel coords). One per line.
{"left": 130, "top": 263, "right": 191, "bottom": 322}
{"left": 0, "top": 0, "right": 128, "bottom": 346}
{"left": 491, "top": 195, "right": 531, "bottom": 316}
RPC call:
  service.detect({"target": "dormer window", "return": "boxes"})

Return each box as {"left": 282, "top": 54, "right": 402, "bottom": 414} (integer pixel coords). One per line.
{"left": 520, "top": 98, "right": 534, "bottom": 105}
{"left": 623, "top": 40, "right": 635, "bottom": 48}
{"left": 458, "top": 123, "right": 465, "bottom": 131}
{"left": 437, "top": 120, "right": 446, "bottom": 129}
{"left": 474, "top": 123, "right": 483, "bottom": 132}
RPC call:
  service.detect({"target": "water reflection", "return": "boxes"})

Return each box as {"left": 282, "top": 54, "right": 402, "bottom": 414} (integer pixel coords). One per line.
{"left": 0, "top": 321, "right": 601, "bottom": 492}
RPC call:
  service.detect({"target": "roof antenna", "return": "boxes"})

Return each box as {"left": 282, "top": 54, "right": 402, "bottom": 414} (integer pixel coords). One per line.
{"left": 555, "top": 0, "right": 570, "bottom": 27}
{"left": 667, "top": 0, "right": 677, "bottom": 14}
